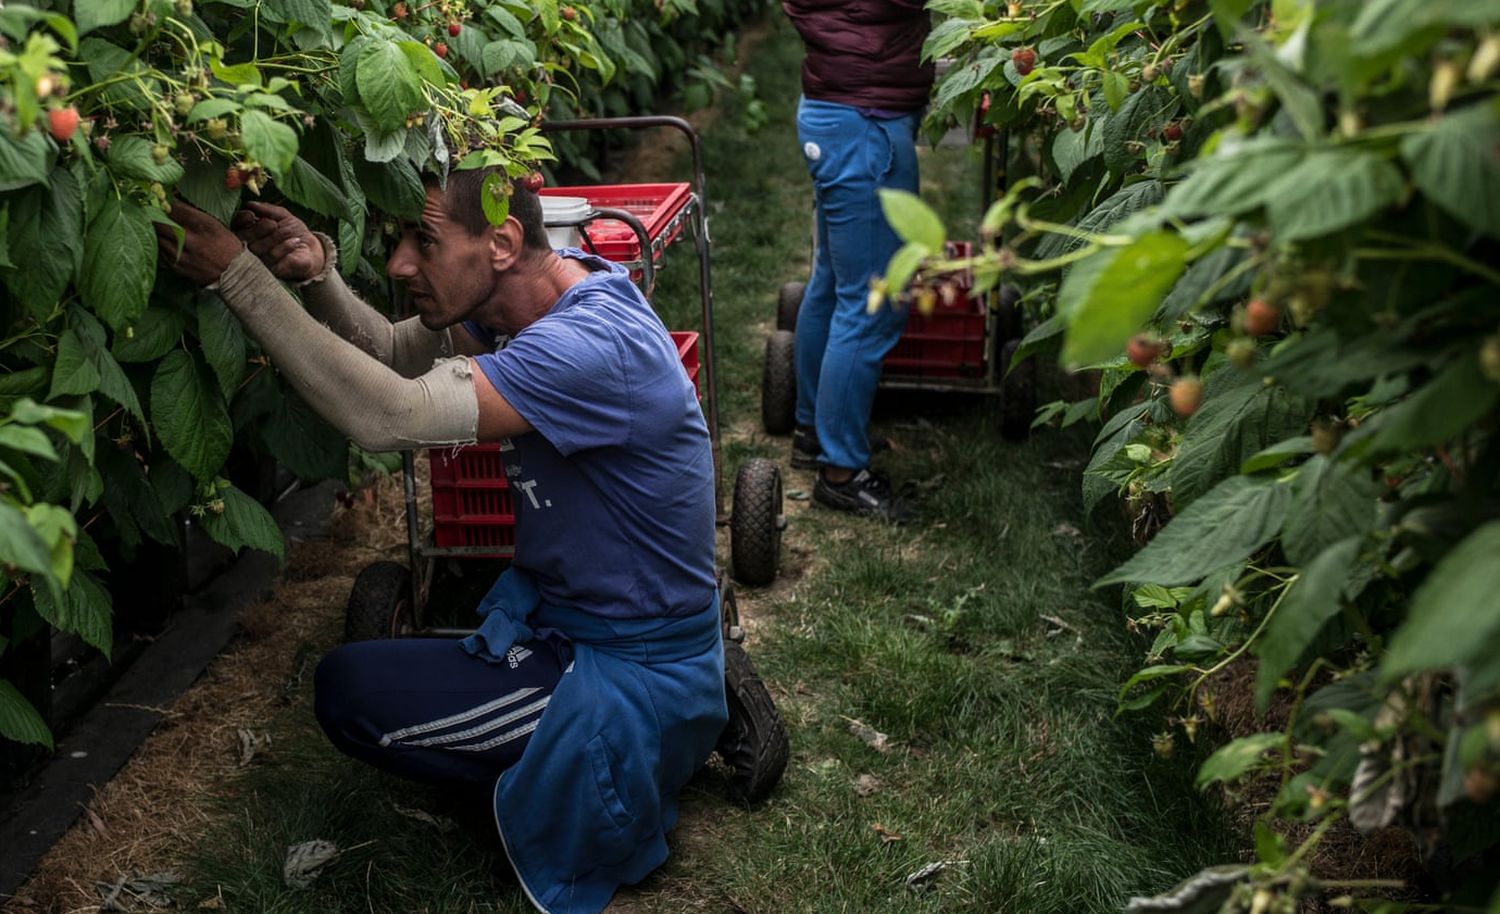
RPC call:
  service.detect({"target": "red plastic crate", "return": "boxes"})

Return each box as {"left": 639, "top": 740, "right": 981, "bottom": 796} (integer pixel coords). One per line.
{"left": 538, "top": 184, "right": 692, "bottom": 265}
{"left": 430, "top": 331, "right": 700, "bottom": 555}
{"left": 884, "top": 241, "right": 986, "bottom": 378}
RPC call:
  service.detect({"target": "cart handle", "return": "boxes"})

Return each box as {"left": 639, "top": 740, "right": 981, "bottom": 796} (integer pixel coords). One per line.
{"left": 537, "top": 115, "right": 708, "bottom": 242}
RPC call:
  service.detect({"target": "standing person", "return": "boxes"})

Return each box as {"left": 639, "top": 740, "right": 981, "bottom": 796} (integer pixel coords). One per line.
{"left": 155, "top": 174, "right": 750, "bottom": 914}
{"left": 782, "top": 0, "right": 934, "bottom": 523}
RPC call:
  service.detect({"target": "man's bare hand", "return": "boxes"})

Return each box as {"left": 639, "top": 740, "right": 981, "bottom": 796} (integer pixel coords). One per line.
{"left": 155, "top": 202, "right": 244, "bottom": 287}
{"left": 231, "top": 201, "right": 326, "bottom": 282}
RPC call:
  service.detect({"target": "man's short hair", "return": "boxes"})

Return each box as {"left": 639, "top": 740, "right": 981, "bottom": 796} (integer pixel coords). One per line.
{"left": 425, "top": 168, "right": 550, "bottom": 253}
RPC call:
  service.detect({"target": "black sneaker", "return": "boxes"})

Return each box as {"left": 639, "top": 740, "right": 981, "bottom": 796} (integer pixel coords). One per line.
{"left": 790, "top": 426, "right": 820, "bottom": 470}
{"left": 812, "top": 469, "right": 914, "bottom": 524}
{"left": 717, "top": 640, "right": 790, "bottom": 801}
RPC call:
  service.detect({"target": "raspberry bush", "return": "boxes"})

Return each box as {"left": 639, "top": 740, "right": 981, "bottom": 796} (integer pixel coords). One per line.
{"left": 883, "top": 0, "right": 1500, "bottom": 908}
{"left": 0, "top": 0, "right": 767, "bottom": 750}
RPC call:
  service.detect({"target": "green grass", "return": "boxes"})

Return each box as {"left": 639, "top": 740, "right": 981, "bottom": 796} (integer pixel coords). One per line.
{"left": 176, "top": 15, "right": 1232, "bottom": 912}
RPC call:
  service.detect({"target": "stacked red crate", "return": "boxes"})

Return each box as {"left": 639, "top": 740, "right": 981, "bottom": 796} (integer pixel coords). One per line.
{"left": 882, "top": 241, "right": 986, "bottom": 379}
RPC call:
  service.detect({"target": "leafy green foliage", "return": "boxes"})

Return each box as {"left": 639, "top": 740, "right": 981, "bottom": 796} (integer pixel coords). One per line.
{"left": 0, "top": 0, "right": 772, "bottom": 748}
{"left": 901, "top": 0, "right": 1500, "bottom": 906}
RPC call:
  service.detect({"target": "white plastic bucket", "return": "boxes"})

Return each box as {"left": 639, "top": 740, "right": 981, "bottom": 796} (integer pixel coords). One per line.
{"left": 539, "top": 195, "right": 589, "bottom": 249}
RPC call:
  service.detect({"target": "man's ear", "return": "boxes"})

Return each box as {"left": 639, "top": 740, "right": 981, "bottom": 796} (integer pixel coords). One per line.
{"left": 488, "top": 216, "right": 525, "bottom": 271}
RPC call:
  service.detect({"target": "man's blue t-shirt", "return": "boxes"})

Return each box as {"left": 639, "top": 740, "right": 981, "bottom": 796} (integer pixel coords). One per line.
{"left": 469, "top": 251, "right": 715, "bottom": 620}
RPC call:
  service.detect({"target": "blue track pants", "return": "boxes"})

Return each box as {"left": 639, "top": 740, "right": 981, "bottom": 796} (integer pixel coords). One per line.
{"left": 314, "top": 634, "right": 572, "bottom": 788}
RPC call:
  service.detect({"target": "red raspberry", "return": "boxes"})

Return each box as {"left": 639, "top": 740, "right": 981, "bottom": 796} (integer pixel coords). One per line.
{"left": 47, "top": 107, "right": 80, "bottom": 141}
{"left": 1011, "top": 47, "right": 1037, "bottom": 76}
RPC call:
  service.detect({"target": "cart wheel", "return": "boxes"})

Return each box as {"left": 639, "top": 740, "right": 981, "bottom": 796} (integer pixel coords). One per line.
{"left": 777, "top": 281, "right": 804, "bottom": 332}
{"left": 761, "top": 330, "right": 797, "bottom": 435}
{"left": 344, "top": 561, "right": 415, "bottom": 642}
{"left": 731, "top": 458, "right": 783, "bottom": 587}
{"left": 998, "top": 339, "right": 1037, "bottom": 442}
{"left": 718, "top": 639, "right": 790, "bottom": 802}
{"left": 995, "top": 284, "right": 1024, "bottom": 343}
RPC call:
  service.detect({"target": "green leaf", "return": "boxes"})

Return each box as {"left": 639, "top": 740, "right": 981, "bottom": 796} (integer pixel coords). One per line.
{"left": 32, "top": 571, "right": 111, "bottom": 656}
{"left": 200, "top": 483, "right": 284, "bottom": 559}
{"left": 73, "top": 310, "right": 147, "bottom": 428}
{"left": 0, "top": 425, "right": 58, "bottom": 461}
{"left": 357, "top": 39, "right": 426, "bottom": 132}
{"left": 1171, "top": 370, "right": 1310, "bottom": 507}
{"left": 76, "top": 0, "right": 135, "bottom": 35}
{"left": 178, "top": 152, "right": 242, "bottom": 225}
{"left": 210, "top": 59, "right": 262, "bottom": 87}
{"left": 1052, "top": 121, "right": 1101, "bottom": 185}
{"left": 1366, "top": 354, "right": 1499, "bottom": 455}
{"left": 1059, "top": 232, "right": 1188, "bottom": 368}
{"left": 1118, "top": 664, "right": 1193, "bottom": 703}
{"left": 1263, "top": 150, "right": 1404, "bottom": 242}
{"left": 933, "top": 55, "right": 1001, "bottom": 112}
{"left": 480, "top": 172, "right": 510, "bottom": 226}
{"left": 0, "top": 679, "right": 51, "bottom": 749}
{"left": 398, "top": 40, "right": 446, "bottom": 88}
{"left": 481, "top": 38, "right": 533, "bottom": 76}
{"left": 883, "top": 242, "right": 929, "bottom": 296}
{"left": 0, "top": 128, "right": 54, "bottom": 192}
{"left": 1097, "top": 476, "right": 1292, "bottom": 587}
{"left": 4, "top": 168, "right": 82, "bottom": 323}
{"left": 267, "top": 0, "right": 333, "bottom": 42}
{"left": 1243, "top": 33, "right": 1323, "bottom": 140}
{"left": 279, "top": 156, "right": 353, "bottom": 221}
{"left": 113, "top": 306, "right": 187, "bottom": 363}
{"left": 1253, "top": 820, "right": 1287, "bottom": 867}
{"left": 1280, "top": 456, "right": 1378, "bottom": 567}
{"left": 80, "top": 195, "right": 157, "bottom": 331}
{"left": 150, "top": 350, "right": 232, "bottom": 480}
{"left": 1101, "top": 70, "right": 1129, "bottom": 111}
{"left": 1402, "top": 104, "right": 1500, "bottom": 239}
{"left": 1162, "top": 140, "right": 1305, "bottom": 220}
{"left": 107, "top": 136, "right": 185, "bottom": 184}
{"left": 10, "top": 398, "right": 88, "bottom": 444}
{"left": 1383, "top": 521, "right": 1500, "bottom": 678}
{"left": 1209, "top": 0, "right": 1255, "bottom": 39}
{"left": 1036, "top": 180, "right": 1164, "bottom": 261}
{"left": 239, "top": 110, "right": 298, "bottom": 177}
{"left": 1254, "top": 537, "right": 1362, "bottom": 708}
{"left": 188, "top": 98, "right": 241, "bottom": 122}
{"left": 49, "top": 330, "right": 102, "bottom": 399}
{"left": 353, "top": 155, "right": 426, "bottom": 221}
{"left": 1196, "top": 733, "right": 1284, "bottom": 789}
{"left": 1102, "top": 88, "right": 1173, "bottom": 175}
{"left": 1158, "top": 244, "right": 1249, "bottom": 322}
{"left": 878, "top": 189, "right": 945, "bottom": 252}
{"left": 0, "top": 500, "right": 54, "bottom": 582}
{"left": 1241, "top": 436, "right": 1314, "bottom": 474}
{"left": 196, "top": 296, "right": 247, "bottom": 399}
{"left": 261, "top": 386, "right": 348, "bottom": 481}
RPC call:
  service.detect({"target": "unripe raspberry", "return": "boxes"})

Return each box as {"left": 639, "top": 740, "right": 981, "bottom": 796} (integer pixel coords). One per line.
{"left": 1169, "top": 376, "right": 1202, "bottom": 418}
{"left": 1244, "top": 298, "right": 1281, "bottom": 336}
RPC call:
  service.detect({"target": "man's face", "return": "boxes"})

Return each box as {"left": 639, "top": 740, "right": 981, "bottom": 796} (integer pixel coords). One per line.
{"left": 387, "top": 186, "right": 498, "bottom": 331}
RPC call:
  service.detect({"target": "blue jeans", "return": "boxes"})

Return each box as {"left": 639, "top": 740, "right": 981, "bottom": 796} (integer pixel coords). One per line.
{"left": 795, "top": 97, "right": 919, "bottom": 471}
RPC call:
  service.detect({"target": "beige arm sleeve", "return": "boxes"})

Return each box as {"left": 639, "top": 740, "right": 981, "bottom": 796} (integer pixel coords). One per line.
{"left": 298, "top": 233, "right": 455, "bottom": 378}
{"left": 217, "top": 249, "right": 479, "bottom": 452}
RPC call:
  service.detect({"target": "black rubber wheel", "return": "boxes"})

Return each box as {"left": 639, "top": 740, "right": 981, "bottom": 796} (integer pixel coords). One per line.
{"left": 998, "top": 339, "right": 1037, "bottom": 441}
{"left": 718, "top": 639, "right": 790, "bottom": 802}
{"left": 761, "top": 330, "right": 797, "bottom": 435}
{"left": 777, "top": 281, "right": 805, "bottom": 332}
{"left": 995, "top": 284, "right": 1024, "bottom": 343}
{"left": 344, "top": 561, "right": 415, "bottom": 642}
{"left": 730, "top": 458, "right": 782, "bottom": 587}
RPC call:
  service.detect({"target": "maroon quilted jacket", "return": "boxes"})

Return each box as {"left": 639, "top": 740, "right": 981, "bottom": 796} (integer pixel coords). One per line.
{"left": 782, "top": 0, "right": 934, "bottom": 112}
